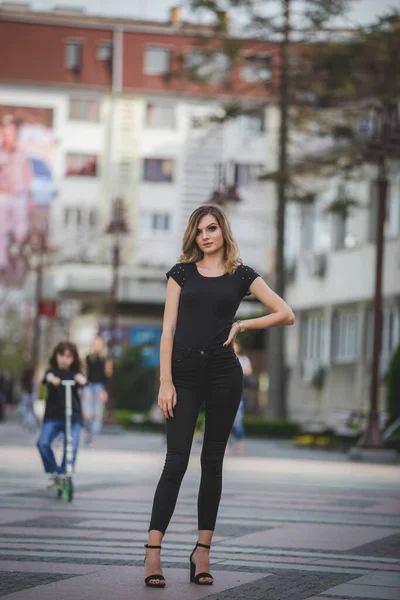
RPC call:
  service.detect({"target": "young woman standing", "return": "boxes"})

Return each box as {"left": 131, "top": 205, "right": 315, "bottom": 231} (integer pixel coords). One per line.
{"left": 144, "top": 205, "right": 294, "bottom": 588}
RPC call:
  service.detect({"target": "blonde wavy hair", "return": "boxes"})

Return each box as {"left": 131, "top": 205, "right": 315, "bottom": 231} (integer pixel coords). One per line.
{"left": 179, "top": 205, "right": 242, "bottom": 275}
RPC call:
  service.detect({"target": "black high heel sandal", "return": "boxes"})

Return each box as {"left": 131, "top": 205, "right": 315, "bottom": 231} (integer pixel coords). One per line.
{"left": 144, "top": 544, "right": 166, "bottom": 588}
{"left": 189, "top": 542, "right": 214, "bottom": 585}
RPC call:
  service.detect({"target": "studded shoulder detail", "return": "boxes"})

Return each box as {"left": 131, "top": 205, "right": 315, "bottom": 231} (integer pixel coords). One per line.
{"left": 166, "top": 263, "right": 187, "bottom": 288}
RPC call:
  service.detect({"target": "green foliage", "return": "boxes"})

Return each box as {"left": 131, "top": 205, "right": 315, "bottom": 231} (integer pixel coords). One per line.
{"left": 243, "top": 416, "right": 299, "bottom": 438}
{"left": 115, "top": 409, "right": 299, "bottom": 439}
{"left": 386, "top": 344, "right": 400, "bottom": 424}
{"left": 324, "top": 197, "right": 360, "bottom": 217}
{"left": 0, "top": 304, "right": 24, "bottom": 375}
{"left": 236, "top": 310, "right": 266, "bottom": 349}
{"left": 113, "top": 346, "right": 157, "bottom": 413}
{"left": 301, "top": 11, "right": 400, "bottom": 103}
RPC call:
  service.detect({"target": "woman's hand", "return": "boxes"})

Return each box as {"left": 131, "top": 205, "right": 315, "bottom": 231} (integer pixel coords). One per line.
{"left": 223, "top": 322, "right": 243, "bottom": 347}
{"left": 74, "top": 373, "right": 87, "bottom": 386}
{"left": 158, "top": 380, "right": 177, "bottom": 419}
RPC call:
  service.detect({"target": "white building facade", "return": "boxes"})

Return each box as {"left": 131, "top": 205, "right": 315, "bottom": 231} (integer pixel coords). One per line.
{"left": 284, "top": 164, "right": 400, "bottom": 422}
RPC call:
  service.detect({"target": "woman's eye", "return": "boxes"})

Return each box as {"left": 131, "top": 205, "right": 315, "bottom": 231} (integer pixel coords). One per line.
{"left": 209, "top": 226, "right": 216, "bottom": 232}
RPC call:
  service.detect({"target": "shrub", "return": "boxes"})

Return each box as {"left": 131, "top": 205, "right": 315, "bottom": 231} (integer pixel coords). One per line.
{"left": 386, "top": 344, "right": 400, "bottom": 425}
{"left": 243, "top": 416, "right": 299, "bottom": 438}
{"left": 113, "top": 346, "right": 156, "bottom": 413}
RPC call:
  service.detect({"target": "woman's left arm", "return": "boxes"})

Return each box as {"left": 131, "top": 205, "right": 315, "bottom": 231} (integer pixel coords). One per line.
{"left": 224, "top": 278, "right": 294, "bottom": 346}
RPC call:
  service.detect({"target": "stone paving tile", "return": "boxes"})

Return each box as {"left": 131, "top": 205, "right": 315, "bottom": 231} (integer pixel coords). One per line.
{"left": 0, "top": 561, "right": 104, "bottom": 574}
{"left": 5, "top": 517, "right": 86, "bottom": 529}
{"left": 205, "top": 570, "right": 356, "bottom": 600}
{"left": 322, "top": 583, "right": 400, "bottom": 599}
{"left": 310, "top": 558, "right": 400, "bottom": 571}
{"left": 349, "top": 534, "right": 400, "bottom": 558}
{"left": 219, "top": 524, "right": 400, "bottom": 551}
{"left": 349, "top": 571, "right": 400, "bottom": 587}
{"left": 0, "top": 527, "right": 101, "bottom": 539}
{"left": 218, "top": 560, "right": 367, "bottom": 575}
{"left": 0, "top": 566, "right": 265, "bottom": 600}
{"left": 0, "top": 572, "right": 76, "bottom": 598}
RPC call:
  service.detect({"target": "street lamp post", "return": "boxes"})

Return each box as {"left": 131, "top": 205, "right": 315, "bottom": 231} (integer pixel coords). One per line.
{"left": 104, "top": 198, "right": 129, "bottom": 425}
{"left": 360, "top": 104, "right": 400, "bottom": 448}
{"left": 105, "top": 197, "right": 129, "bottom": 356}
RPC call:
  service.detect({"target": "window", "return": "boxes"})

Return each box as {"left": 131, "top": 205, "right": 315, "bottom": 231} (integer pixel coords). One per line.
{"left": 143, "top": 158, "right": 174, "bottom": 182}
{"left": 241, "top": 54, "right": 272, "bottom": 83}
{"left": 301, "top": 205, "right": 316, "bottom": 252}
{"left": 387, "top": 178, "right": 400, "bottom": 238}
{"left": 185, "top": 50, "right": 230, "bottom": 83}
{"left": 97, "top": 41, "right": 112, "bottom": 61}
{"left": 65, "top": 40, "right": 81, "bottom": 70}
{"left": 190, "top": 115, "right": 205, "bottom": 129}
{"left": 300, "top": 314, "right": 326, "bottom": 362}
{"left": 63, "top": 207, "right": 73, "bottom": 226}
{"left": 69, "top": 98, "right": 99, "bottom": 121}
{"left": 89, "top": 210, "right": 97, "bottom": 229}
{"left": 145, "top": 103, "right": 175, "bottom": 129}
{"left": 333, "top": 312, "right": 359, "bottom": 362}
{"left": 144, "top": 47, "right": 170, "bottom": 75}
{"left": 236, "top": 113, "right": 265, "bottom": 134}
{"left": 66, "top": 154, "right": 97, "bottom": 177}
{"left": 151, "top": 213, "right": 171, "bottom": 231}
{"left": 234, "top": 163, "right": 264, "bottom": 187}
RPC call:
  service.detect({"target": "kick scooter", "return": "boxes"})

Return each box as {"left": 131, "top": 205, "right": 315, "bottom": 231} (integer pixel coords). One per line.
{"left": 56, "top": 379, "right": 75, "bottom": 502}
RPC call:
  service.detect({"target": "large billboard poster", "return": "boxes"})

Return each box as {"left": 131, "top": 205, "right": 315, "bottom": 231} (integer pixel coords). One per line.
{"left": 0, "top": 105, "right": 56, "bottom": 286}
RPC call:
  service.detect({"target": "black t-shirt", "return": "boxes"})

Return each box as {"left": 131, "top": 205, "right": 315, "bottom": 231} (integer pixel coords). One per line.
{"left": 42, "top": 368, "right": 83, "bottom": 424}
{"left": 167, "top": 262, "right": 260, "bottom": 350}
{"left": 86, "top": 355, "right": 107, "bottom": 384}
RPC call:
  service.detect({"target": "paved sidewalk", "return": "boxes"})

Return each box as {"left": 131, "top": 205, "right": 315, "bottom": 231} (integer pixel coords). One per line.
{"left": 1, "top": 423, "right": 400, "bottom": 599}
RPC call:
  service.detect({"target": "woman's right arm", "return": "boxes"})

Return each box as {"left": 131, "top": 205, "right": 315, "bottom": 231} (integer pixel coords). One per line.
{"left": 158, "top": 278, "right": 181, "bottom": 419}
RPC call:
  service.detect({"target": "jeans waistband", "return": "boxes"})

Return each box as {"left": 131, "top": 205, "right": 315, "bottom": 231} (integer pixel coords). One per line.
{"left": 173, "top": 344, "right": 232, "bottom": 356}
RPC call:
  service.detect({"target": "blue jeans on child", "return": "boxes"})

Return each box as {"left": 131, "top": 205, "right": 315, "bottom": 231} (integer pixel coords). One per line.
{"left": 83, "top": 383, "right": 106, "bottom": 437}
{"left": 232, "top": 398, "right": 245, "bottom": 441}
{"left": 37, "top": 420, "right": 81, "bottom": 474}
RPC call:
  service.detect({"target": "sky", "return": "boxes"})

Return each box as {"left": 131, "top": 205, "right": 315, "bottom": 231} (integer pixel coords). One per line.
{"left": 1, "top": 0, "right": 397, "bottom": 27}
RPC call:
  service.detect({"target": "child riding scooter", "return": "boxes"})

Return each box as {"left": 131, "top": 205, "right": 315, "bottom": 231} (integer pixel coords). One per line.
{"left": 37, "top": 342, "right": 86, "bottom": 493}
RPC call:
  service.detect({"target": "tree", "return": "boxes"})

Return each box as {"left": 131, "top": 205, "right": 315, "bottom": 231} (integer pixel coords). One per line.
{"left": 184, "top": 0, "right": 354, "bottom": 418}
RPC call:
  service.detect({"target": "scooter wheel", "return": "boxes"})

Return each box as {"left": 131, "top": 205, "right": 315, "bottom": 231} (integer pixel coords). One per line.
{"left": 65, "top": 477, "right": 74, "bottom": 502}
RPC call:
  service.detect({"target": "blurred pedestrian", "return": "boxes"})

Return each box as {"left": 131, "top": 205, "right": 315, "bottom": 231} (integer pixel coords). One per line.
{"left": 19, "top": 364, "right": 38, "bottom": 430}
{"left": 143, "top": 205, "right": 294, "bottom": 588}
{"left": 229, "top": 341, "right": 254, "bottom": 456}
{"left": 83, "top": 335, "right": 109, "bottom": 444}
{"left": 36, "top": 341, "right": 86, "bottom": 488}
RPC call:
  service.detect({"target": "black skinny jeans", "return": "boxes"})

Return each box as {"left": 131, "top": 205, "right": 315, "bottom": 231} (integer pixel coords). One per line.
{"left": 149, "top": 345, "right": 243, "bottom": 534}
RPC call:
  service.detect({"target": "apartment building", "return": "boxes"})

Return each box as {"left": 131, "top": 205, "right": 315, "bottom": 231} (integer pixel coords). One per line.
{"left": 284, "top": 166, "right": 400, "bottom": 421}
{"left": 0, "top": 5, "right": 277, "bottom": 335}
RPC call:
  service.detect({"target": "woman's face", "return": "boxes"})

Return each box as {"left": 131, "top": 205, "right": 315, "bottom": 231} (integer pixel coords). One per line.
{"left": 195, "top": 214, "right": 224, "bottom": 255}
{"left": 56, "top": 350, "right": 74, "bottom": 370}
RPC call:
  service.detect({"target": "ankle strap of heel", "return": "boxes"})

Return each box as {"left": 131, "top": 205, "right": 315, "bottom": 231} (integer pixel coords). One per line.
{"left": 145, "top": 544, "right": 162, "bottom": 549}
{"left": 196, "top": 542, "right": 211, "bottom": 550}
